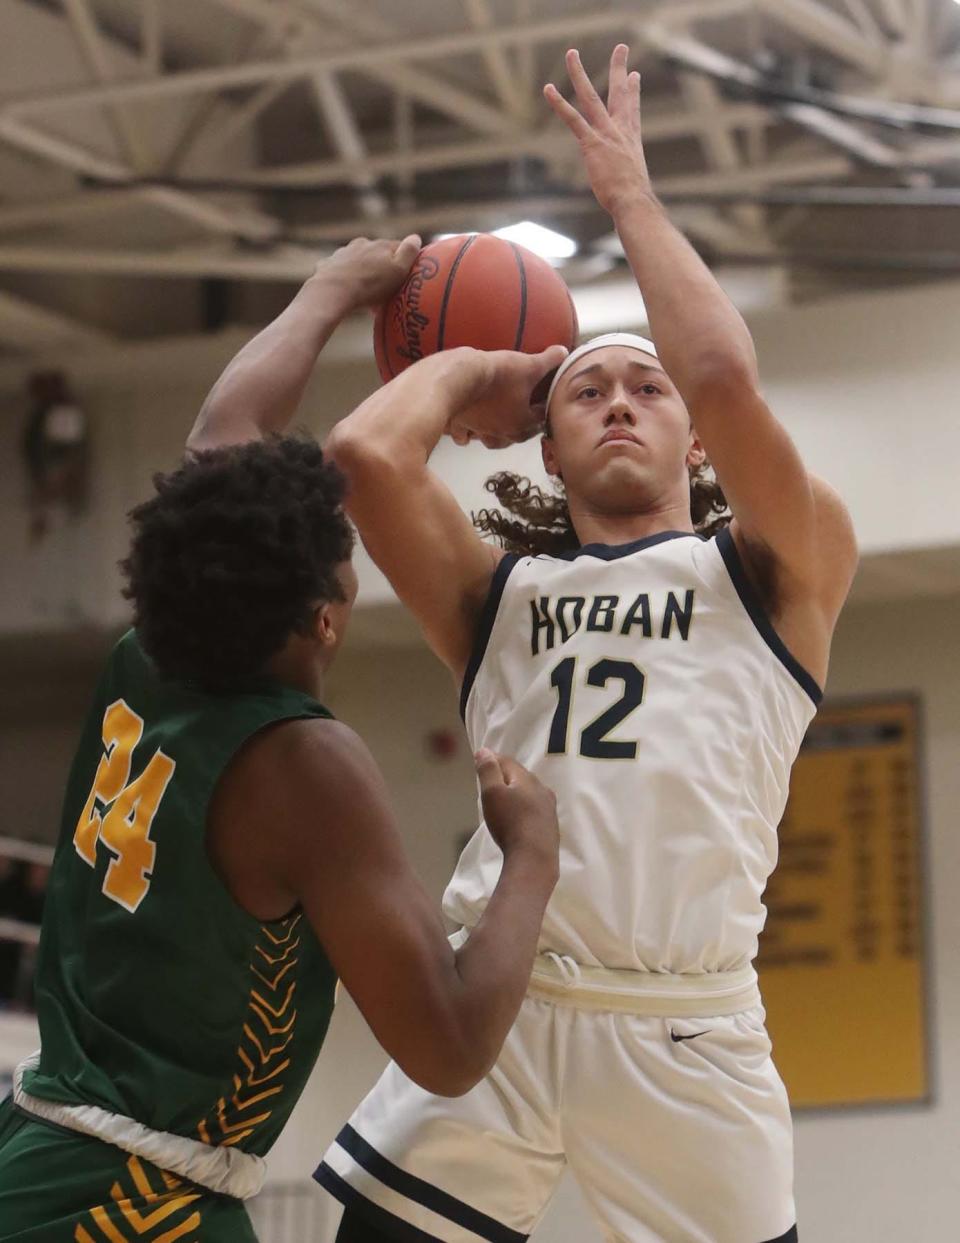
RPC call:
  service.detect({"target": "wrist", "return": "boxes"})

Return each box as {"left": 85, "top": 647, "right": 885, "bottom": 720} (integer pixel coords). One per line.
{"left": 427, "top": 347, "right": 491, "bottom": 410}
{"left": 607, "top": 176, "right": 659, "bottom": 221}
{"left": 303, "top": 267, "right": 358, "bottom": 319}
{"left": 502, "top": 837, "right": 559, "bottom": 890}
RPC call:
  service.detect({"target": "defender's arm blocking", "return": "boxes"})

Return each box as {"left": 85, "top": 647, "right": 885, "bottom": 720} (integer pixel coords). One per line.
{"left": 187, "top": 236, "right": 421, "bottom": 452}
{"left": 208, "top": 717, "right": 558, "bottom": 1097}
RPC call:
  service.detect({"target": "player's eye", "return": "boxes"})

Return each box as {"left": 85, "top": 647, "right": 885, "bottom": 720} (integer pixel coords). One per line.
{"left": 577, "top": 386, "right": 602, "bottom": 400}
{"left": 637, "top": 383, "right": 661, "bottom": 396}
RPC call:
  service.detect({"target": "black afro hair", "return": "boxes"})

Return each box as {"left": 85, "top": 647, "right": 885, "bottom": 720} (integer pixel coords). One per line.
{"left": 122, "top": 435, "right": 354, "bottom": 692}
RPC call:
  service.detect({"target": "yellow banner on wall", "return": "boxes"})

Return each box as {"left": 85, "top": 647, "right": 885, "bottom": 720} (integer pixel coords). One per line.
{"left": 759, "top": 697, "right": 929, "bottom": 1109}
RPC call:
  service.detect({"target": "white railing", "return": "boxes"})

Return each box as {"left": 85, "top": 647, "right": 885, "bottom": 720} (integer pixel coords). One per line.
{"left": 0, "top": 837, "right": 54, "bottom": 866}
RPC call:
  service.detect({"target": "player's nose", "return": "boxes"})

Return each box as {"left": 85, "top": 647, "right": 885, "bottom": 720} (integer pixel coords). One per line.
{"left": 603, "top": 395, "right": 637, "bottom": 424}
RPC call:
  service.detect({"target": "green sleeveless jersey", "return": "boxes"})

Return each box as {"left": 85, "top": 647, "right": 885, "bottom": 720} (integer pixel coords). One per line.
{"left": 23, "top": 630, "right": 338, "bottom": 1158}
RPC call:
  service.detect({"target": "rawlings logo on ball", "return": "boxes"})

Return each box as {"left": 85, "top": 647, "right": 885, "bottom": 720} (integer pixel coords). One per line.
{"left": 394, "top": 255, "right": 440, "bottom": 364}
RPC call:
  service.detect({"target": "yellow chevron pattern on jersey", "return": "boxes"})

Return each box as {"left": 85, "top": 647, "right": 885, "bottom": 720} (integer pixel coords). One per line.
{"left": 195, "top": 912, "right": 302, "bottom": 1150}
{"left": 74, "top": 1155, "right": 201, "bottom": 1243}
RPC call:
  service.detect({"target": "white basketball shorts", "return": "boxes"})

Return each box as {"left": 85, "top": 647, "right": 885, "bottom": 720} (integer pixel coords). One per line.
{"left": 316, "top": 963, "right": 798, "bottom": 1243}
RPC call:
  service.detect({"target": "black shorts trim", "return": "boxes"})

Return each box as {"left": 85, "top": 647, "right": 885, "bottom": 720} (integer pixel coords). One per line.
{"left": 316, "top": 1163, "right": 446, "bottom": 1243}
{"left": 715, "top": 527, "right": 822, "bottom": 708}
{"left": 761, "top": 1226, "right": 798, "bottom": 1243}
{"left": 318, "top": 1124, "right": 528, "bottom": 1243}
{"left": 459, "top": 553, "right": 520, "bottom": 721}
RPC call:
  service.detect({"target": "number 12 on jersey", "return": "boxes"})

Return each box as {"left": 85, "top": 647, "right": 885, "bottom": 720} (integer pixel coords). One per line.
{"left": 548, "top": 657, "right": 646, "bottom": 759}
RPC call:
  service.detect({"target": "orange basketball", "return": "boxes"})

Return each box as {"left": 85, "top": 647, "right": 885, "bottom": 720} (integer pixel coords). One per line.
{"left": 374, "top": 233, "right": 579, "bottom": 383}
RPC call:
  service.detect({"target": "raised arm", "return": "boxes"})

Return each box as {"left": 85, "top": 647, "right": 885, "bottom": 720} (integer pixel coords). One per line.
{"left": 327, "top": 343, "right": 566, "bottom": 677}
{"left": 186, "top": 235, "right": 421, "bottom": 452}
{"left": 208, "top": 718, "right": 559, "bottom": 1096}
{"left": 546, "top": 47, "right": 857, "bottom": 640}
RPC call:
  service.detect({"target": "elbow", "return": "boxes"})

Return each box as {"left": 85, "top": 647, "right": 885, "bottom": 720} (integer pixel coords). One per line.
{"left": 398, "top": 1022, "right": 496, "bottom": 1099}
{"left": 413, "top": 1051, "right": 493, "bottom": 1099}
{"left": 323, "top": 423, "right": 366, "bottom": 475}
{"left": 324, "top": 423, "right": 405, "bottom": 485}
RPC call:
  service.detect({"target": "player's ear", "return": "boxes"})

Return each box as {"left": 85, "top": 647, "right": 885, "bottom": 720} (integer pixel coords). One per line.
{"left": 541, "top": 430, "right": 562, "bottom": 479}
{"left": 313, "top": 602, "right": 338, "bottom": 648}
{"left": 685, "top": 429, "right": 706, "bottom": 471}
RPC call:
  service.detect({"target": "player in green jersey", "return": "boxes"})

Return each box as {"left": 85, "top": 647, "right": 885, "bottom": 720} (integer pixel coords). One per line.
{"left": 0, "top": 237, "right": 563, "bottom": 1243}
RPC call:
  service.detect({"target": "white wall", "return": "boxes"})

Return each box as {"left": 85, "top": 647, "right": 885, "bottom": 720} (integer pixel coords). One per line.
{"left": 264, "top": 590, "right": 959, "bottom": 1243}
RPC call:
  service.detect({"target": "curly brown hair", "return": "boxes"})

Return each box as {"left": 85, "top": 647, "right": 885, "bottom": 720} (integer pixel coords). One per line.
{"left": 473, "top": 462, "right": 730, "bottom": 557}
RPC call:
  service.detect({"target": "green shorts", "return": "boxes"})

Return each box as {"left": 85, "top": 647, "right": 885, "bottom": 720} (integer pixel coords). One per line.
{"left": 0, "top": 1096, "right": 257, "bottom": 1243}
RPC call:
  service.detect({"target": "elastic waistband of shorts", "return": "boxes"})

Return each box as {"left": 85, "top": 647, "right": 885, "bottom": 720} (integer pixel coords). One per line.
{"left": 13, "top": 1052, "right": 265, "bottom": 1200}
{"left": 527, "top": 953, "right": 761, "bottom": 1017}
{"left": 447, "top": 929, "right": 760, "bottom": 1018}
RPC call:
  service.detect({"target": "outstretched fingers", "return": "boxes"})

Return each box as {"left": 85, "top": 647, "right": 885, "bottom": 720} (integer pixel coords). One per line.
{"left": 565, "top": 48, "right": 608, "bottom": 124}
{"left": 629, "top": 69, "right": 642, "bottom": 129}
{"left": 606, "top": 43, "right": 632, "bottom": 118}
{"left": 543, "top": 81, "right": 591, "bottom": 139}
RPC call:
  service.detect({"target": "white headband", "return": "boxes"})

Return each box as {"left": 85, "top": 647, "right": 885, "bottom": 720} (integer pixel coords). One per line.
{"left": 545, "top": 332, "right": 659, "bottom": 413}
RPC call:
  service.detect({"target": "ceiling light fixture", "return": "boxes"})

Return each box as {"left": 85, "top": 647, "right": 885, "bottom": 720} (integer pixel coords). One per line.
{"left": 492, "top": 220, "right": 578, "bottom": 264}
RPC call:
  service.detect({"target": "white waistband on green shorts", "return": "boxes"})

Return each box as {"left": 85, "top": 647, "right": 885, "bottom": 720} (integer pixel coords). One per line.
{"left": 13, "top": 1051, "right": 265, "bottom": 1200}
{"left": 448, "top": 928, "right": 760, "bottom": 1019}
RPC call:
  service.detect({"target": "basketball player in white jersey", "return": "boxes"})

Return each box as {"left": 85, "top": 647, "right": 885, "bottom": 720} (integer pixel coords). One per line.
{"left": 316, "top": 45, "right": 858, "bottom": 1243}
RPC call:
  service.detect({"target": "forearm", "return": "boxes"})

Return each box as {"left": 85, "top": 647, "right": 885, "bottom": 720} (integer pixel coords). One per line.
{"left": 612, "top": 183, "right": 760, "bottom": 402}
{"left": 187, "top": 272, "right": 355, "bottom": 450}
{"left": 327, "top": 347, "right": 484, "bottom": 469}
{"left": 450, "top": 849, "right": 555, "bottom": 1067}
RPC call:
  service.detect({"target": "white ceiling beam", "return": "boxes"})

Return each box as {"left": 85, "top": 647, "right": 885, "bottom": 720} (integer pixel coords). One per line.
{"left": 0, "top": 290, "right": 114, "bottom": 350}
{"left": 141, "top": 0, "right": 163, "bottom": 76}
{"left": 363, "top": 62, "right": 512, "bottom": 136}
{"left": 515, "top": 0, "right": 536, "bottom": 116}
{"left": 638, "top": 205, "right": 779, "bottom": 259}
{"left": 779, "top": 103, "right": 900, "bottom": 166}
{"left": 392, "top": 91, "right": 415, "bottom": 210}
{"left": 0, "top": 115, "right": 130, "bottom": 182}
{"left": 160, "top": 22, "right": 280, "bottom": 176}
{"left": 0, "top": 154, "right": 854, "bottom": 283}
{"left": 0, "top": 186, "right": 289, "bottom": 241}
{"left": 903, "top": 0, "right": 930, "bottom": 57}
{"left": 61, "top": 0, "right": 153, "bottom": 172}
{"left": 310, "top": 69, "right": 388, "bottom": 217}
{"left": 461, "top": 0, "right": 530, "bottom": 121}
{"left": 287, "top": 154, "right": 857, "bottom": 241}
{"left": 0, "top": 244, "right": 322, "bottom": 281}
{"left": 676, "top": 73, "right": 741, "bottom": 170}
{"left": 3, "top": 10, "right": 643, "bottom": 118}
{"left": 137, "top": 186, "right": 281, "bottom": 241}
{"left": 840, "top": 0, "right": 884, "bottom": 44}
{"left": 875, "top": 0, "right": 910, "bottom": 39}
{"left": 0, "top": 114, "right": 281, "bottom": 243}
{"left": 210, "top": 0, "right": 517, "bottom": 135}
{"left": 753, "top": 0, "right": 887, "bottom": 74}
{"left": 3, "top": 8, "right": 286, "bottom": 248}
{"left": 648, "top": 29, "right": 901, "bottom": 168}
{"left": 185, "top": 79, "right": 293, "bottom": 163}
{"left": 240, "top": 101, "right": 775, "bottom": 188}
{"left": 0, "top": 189, "right": 143, "bottom": 234}
{"left": 677, "top": 71, "right": 766, "bottom": 237}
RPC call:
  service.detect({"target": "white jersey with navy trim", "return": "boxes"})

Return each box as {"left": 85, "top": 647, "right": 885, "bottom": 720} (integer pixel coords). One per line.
{"left": 445, "top": 528, "right": 822, "bottom": 974}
